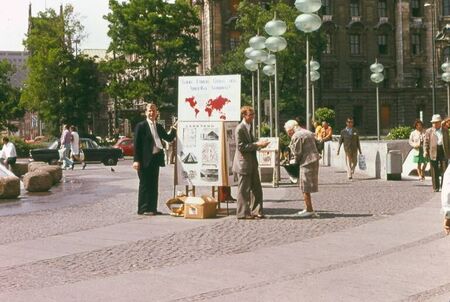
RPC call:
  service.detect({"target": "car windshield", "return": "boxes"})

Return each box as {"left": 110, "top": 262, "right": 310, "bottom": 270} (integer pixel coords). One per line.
{"left": 48, "top": 141, "right": 59, "bottom": 149}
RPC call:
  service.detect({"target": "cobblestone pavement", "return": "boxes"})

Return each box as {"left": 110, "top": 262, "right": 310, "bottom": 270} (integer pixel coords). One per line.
{"left": 0, "top": 161, "right": 435, "bottom": 293}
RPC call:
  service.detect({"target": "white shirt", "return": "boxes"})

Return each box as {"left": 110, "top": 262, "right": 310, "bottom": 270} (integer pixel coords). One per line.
{"left": 243, "top": 120, "right": 251, "bottom": 135}
{"left": 436, "top": 128, "right": 443, "bottom": 146}
{"left": 147, "top": 119, "right": 164, "bottom": 154}
{"left": 0, "top": 142, "right": 17, "bottom": 159}
{"left": 71, "top": 131, "right": 80, "bottom": 155}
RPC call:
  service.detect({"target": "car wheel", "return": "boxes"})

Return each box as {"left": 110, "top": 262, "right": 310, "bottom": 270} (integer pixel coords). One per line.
{"left": 104, "top": 157, "right": 118, "bottom": 166}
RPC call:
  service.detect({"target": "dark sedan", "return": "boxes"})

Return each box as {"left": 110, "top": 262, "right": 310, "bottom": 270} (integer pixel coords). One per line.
{"left": 30, "top": 138, "right": 122, "bottom": 166}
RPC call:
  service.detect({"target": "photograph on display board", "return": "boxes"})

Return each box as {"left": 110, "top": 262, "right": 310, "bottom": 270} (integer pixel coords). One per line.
{"left": 178, "top": 75, "right": 241, "bottom": 122}
{"left": 258, "top": 151, "right": 275, "bottom": 167}
{"left": 176, "top": 121, "right": 225, "bottom": 186}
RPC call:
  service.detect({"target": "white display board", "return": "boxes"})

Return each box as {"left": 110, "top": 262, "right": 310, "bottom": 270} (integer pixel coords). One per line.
{"left": 257, "top": 137, "right": 279, "bottom": 168}
{"left": 224, "top": 121, "right": 239, "bottom": 185}
{"left": 178, "top": 75, "right": 241, "bottom": 121}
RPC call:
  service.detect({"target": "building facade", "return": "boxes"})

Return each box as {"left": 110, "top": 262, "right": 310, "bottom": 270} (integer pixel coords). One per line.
{"left": 195, "top": 0, "right": 450, "bottom": 135}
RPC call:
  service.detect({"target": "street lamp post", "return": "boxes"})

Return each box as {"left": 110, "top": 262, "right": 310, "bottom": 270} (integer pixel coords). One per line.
{"left": 370, "top": 59, "right": 385, "bottom": 141}
{"left": 425, "top": 1, "right": 437, "bottom": 114}
{"left": 294, "top": 0, "right": 323, "bottom": 131}
{"left": 310, "top": 58, "right": 320, "bottom": 121}
{"left": 244, "top": 47, "right": 257, "bottom": 135}
{"left": 264, "top": 15, "right": 287, "bottom": 137}
{"left": 263, "top": 54, "right": 276, "bottom": 136}
{"left": 249, "top": 35, "right": 268, "bottom": 138}
{"left": 441, "top": 58, "right": 450, "bottom": 116}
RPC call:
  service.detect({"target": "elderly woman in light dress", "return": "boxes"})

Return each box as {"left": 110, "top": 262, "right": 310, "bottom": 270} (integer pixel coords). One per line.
{"left": 284, "top": 119, "right": 320, "bottom": 218}
{"left": 409, "top": 119, "right": 428, "bottom": 181}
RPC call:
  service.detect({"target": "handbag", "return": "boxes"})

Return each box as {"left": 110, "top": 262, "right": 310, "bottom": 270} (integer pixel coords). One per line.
{"left": 358, "top": 154, "right": 366, "bottom": 170}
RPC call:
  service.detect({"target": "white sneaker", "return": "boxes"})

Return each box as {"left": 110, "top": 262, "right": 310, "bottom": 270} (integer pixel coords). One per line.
{"left": 297, "top": 210, "right": 318, "bottom": 218}
{"left": 289, "top": 176, "right": 298, "bottom": 184}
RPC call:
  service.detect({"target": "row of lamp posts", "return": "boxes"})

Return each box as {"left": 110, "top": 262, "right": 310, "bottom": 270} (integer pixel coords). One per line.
{"left": 244, "top": 15, "right": 287, "bottom": 138}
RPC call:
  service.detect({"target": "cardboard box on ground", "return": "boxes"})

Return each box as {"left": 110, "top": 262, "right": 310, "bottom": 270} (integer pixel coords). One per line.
{"left": 166, "top": 195, "right": 218, "bottom": 219}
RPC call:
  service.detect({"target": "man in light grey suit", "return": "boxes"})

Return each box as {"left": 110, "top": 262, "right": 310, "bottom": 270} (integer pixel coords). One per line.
{"left": 232, "top": 106, "right": 270, "bottom": 220}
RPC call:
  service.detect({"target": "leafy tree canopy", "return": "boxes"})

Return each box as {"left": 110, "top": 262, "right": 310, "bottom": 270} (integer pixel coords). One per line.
{"left": 0, "top": 60, "right": 24, "bottom": 131}
{"left": 104, "top": 0, "right": 201, "bottom": 109}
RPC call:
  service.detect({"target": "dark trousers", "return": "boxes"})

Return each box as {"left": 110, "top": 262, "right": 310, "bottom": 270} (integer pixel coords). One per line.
{"left": 430, "top": 145, "right": 447, "bottom": 191}
{"left": 137, "top": 161, "right": 160, "bottom": 214}
{"left": 236, "top": 167, "right": 263, "bottom": 218}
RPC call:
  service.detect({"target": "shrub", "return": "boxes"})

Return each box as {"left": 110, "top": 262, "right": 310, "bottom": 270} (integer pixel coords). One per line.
{"left": 314, "top": 107, "right": 335, "bottom": 127}
{"left": 386, "top": 126, "right": 413, "bottom": 140}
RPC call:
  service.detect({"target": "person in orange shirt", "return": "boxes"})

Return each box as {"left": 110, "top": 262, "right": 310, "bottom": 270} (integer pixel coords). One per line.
{"left": 316, "top": 121, "right": 333, "bottom": 154}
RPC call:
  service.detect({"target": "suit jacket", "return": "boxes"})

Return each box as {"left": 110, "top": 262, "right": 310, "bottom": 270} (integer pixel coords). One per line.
{"left": 133, "top": 120, "right": 176, "bottom": 169}
{"left": 424, "top": 127, "right": 450, "bottom": 160}
{"left": 232, "top": 122, "right": 259, "bottom": 175}
{"left": 290, "top": 128, "right": 320, "bottom": 167}
{"left": 338, "top": 127, "right": 361, "bottom": 154}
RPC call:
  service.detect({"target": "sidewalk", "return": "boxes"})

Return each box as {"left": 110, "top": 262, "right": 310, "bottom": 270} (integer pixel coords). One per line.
{"left": 0, "top": 189, "right": 448, "bottom": 301}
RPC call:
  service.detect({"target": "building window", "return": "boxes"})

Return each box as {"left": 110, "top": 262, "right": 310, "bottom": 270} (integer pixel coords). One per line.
{"left": 411, "top": 0, "right": 421, "bottom": 17}
{"left": 414, "top": 68, "right": 423, "bottom": 87}
{"left": 323, "top": 68, "right": 334, "bottom": 88}
{"left": 378, "top": 34, "right": 388, "bottom": 55}
{"left": 350, "top": 34, "right": 361, "bottom": 55}
{"left": 352, "top": 67, "right": 363, "bottom": 88}
{"left": 412, "top": 33, "right": 421, "bottom": 55}
{"left": 230, "top": 0, "right": 239, "bottom": 15}
{"left": 322, "top": 0, "right": 332, "bottom": 15}
{"left": 324, "top": 33, "right": 332, "bottom": 54}
{"left": 443, "top": 47, "right": 450, "bottom": 62}
{"left": 444, "top": 0, "right": 450, "bottom": 15}
{"left": 353, "top": 105, "right": 364, "bottom": 127}
{"left": 378, "top": 0, "right": 387, "bottom": 17}
{"left": 383, "top": 68, "right": 389, "bottom": 88}
{"left": 350, "top": 0, "right": 360, "bottom": 17}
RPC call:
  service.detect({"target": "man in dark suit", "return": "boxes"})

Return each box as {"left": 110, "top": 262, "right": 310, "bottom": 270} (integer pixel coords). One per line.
{"left": 133, "top": 103, "right": 176, "bottom": 215}
{"left": 232, "top": 106, "right": 269, "bottom": 219}
{"left": 337, "top": 117, "right": 362, "bottom": 180}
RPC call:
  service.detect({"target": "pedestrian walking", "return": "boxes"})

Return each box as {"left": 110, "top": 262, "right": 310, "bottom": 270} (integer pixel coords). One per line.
{"left": 409, "top": 119, "right": 428, "bottom": 181}
{"left": 424, "top": 114, "right": 449, "bottom": 192}
{"left": 337, "top": 117, "right": 362, "bottom": 180}
{"left": 0, "top": 137, "right": 17, "bottom": 170}
{"left": 232, "top": 106, "right": 269, "bottom": 220}
{"left": 69, "top": 126, "right": 85, "bottom": 170}
{"left": 285, "top": 119, "right": 320, "bottom": 218}
{"left": 60, "top": 124, "right": 73, "bottom": 169}
{"left": 133, "top": 103, "right": 177, "bottom": 216}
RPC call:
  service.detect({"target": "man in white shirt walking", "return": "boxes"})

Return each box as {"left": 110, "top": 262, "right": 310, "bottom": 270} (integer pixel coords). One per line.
{"left": 0, "top": 137, "right": 17, "bottom": 170}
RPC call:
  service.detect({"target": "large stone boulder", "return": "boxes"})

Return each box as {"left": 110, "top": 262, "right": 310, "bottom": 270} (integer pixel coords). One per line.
{"left": 28, "top": 162, "right": 48, "bottom": 172}
{"left": 11, "top": 163, "right": 28, "bottom": 178}
{"left": 36, "top": 165, "right": 62, "bottom": 184}
{"left": 23, "top": 171, "right": 53, "bottom": 192}
{"left": 0, "top": 176, "right": 20, "bottom": 199}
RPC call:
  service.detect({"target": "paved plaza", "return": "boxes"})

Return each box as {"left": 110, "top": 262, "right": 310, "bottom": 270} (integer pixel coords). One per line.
{"left": 0, "top": 160, "right": 448, "bottom": 301}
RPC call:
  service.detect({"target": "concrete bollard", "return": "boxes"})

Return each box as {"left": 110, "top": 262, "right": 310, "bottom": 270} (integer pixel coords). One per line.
{"left": 0, "top": 176, "right": 21, "bottom": 199}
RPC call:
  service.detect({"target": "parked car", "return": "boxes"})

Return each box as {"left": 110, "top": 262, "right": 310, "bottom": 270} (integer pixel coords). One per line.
{"left": 30, "top": 138, "right": 122, "bottom": 166}
{"left": 113, "top": 137, "right": 134, "bottom": 156}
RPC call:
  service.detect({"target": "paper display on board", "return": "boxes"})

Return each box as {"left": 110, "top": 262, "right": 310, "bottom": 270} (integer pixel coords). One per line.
{"left": 224, "top": 121, "right": 239, "bottom": 185}
{"left": 177, "top": 121, "right": 224, "bottom": 186}
{"left": 257, "top": 137, "right": 279, "bottom": 168}
{"left": 178, "top": 75, "right": 241, "bottom": 121}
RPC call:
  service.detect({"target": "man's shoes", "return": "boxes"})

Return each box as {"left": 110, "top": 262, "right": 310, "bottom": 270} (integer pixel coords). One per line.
{"left": 253, "top": 214, "right": 266, "bottom": 219}
{"left": 140, "top": 211, "right": 163, "bottom": 216}
{"left": 237, "top": 215, "right": 255, "bottom": 220}
{"left": 297, "top": 210, "right": 319, "bottom": 218}
{"left": 289, "top": 176, "right": 298, "bottom": 184}
{"left": 82, "top": 163, "right": 86, "bottom": 170}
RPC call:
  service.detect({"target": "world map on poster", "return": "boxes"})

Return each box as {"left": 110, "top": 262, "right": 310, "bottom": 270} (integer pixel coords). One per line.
{"left": 178, "top": 75, "right": 241, "bottom": 121}
{"left": 185, "top": 95, "right": 231, "bottom": 120}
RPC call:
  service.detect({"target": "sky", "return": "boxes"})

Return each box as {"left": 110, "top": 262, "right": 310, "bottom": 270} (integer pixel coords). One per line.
{"left": 1, "top": 0, "right": 111, "bottom": 51}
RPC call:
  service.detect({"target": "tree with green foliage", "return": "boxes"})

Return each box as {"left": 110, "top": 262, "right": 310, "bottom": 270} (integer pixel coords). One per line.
{"left": 314, "top": 107, "right": 335, "bottom": 127}
{"left": 0, "top": 60, "right": 24, "bottom": 132}
{"left": 212, "top": 0, "right": 326, "bottom": 124}
{"left": 21, "top": 5, "right": 103, "bottom": 135}
{"left": 104, "top": 0, "right": 201, "bottom": 110}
